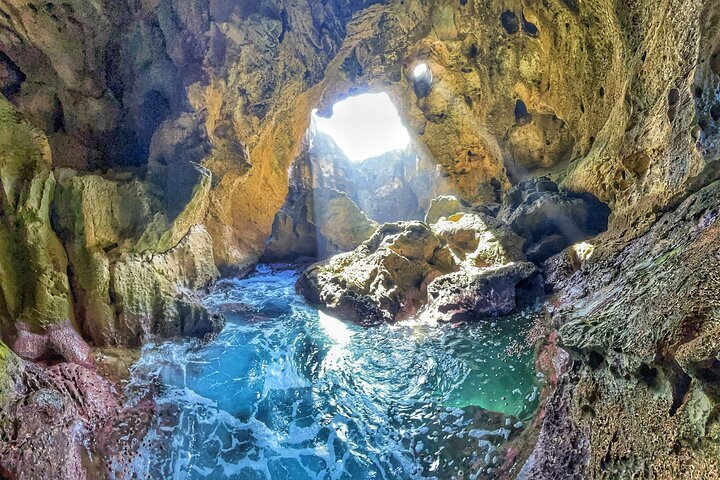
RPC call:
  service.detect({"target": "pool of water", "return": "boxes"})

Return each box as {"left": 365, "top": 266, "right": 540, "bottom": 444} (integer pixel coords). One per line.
{"left": 117, "top": 265, "right": 540, "bottom": 479}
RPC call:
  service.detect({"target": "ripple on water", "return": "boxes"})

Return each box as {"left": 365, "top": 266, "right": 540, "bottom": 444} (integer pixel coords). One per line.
{"left": 116, "top": 265, "right": 540, "bottom": 479}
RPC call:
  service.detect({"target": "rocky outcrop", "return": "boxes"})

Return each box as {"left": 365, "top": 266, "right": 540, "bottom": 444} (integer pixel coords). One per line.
{"left": 424, "top": 195, "right": 475, "bottom": 224}
{"left": 299, "top": 221, "right": 455, "bottom": 325}
{"left": 4, "top": 0, "right": 715, "bottom": 269}
{"left": 263, "top": 144, "right": 379, "bottom": 261}
{"left": 299, "top": 211, "right": 538, "bottom": 325}
{"left": 524, "top": 180, "right": 720, "bottom": 477}
{"left": 0, "top": 341, "right": 122, "bottom": 480}
{"left": 426, "top": 262, "right": 537, "bottom": 322}
{"left": 0, "top": 96, "right": 222, "bottom": 350}
{"left": 0, "top": 96, "right": 73, "bottom": 335}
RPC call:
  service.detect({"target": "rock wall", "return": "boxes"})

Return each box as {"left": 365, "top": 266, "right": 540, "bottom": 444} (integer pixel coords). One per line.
{"left": 5, "top": 0, "right": 717, "bottom": 271}
{"left": 0, "top": 96, "right": 222, "bottom": 349}
{"left": 523, "top": 181, "right": 720, "bottom": 478}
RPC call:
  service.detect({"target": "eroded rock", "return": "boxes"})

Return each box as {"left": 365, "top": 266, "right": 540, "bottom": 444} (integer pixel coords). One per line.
{"left": 299, "top": 212, "right": 538, "bottom": 325}
{"left": 299, "top": 221, "right": 454, "bottom": 325}
{"left": 427, "top": 262, "right": 537, "bottom": 322}
{"left": 498, "top": 177, "right": 609, "bottom": 263}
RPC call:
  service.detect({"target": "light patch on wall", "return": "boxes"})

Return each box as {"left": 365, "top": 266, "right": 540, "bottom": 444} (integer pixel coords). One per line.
{"left": 311, "top": 92, "right": 411, "bottom": 162}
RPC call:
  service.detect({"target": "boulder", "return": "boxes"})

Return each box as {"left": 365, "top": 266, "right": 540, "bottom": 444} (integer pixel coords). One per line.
{"left": 298, "top": 221, "right": 455, "bottom": 325}
{"left": 300, "top": 214, "right": 539, "bottom": 325}
{"left": 426, "top": 262, "right": 538, "bottom": 321}
{"left": 424, "top": 195, "right": 473, "bottom": 224}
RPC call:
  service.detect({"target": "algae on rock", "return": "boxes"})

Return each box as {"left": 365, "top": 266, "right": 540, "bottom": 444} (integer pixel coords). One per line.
{"left": 0, "top": 96, "right": 73, "bottom": 332}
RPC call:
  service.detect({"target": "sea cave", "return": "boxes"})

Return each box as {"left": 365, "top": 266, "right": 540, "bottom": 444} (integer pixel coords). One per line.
{"left": 0, "top": 0, "right": 719, "bottom": 479}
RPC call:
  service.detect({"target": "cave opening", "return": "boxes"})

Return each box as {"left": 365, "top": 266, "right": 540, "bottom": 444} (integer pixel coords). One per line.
{"left": 310, "top": 92, "right": 411, "bottom": 162}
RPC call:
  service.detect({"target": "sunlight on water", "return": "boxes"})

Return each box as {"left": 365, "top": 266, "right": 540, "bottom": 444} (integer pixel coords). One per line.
{"left": 118, "top": 265, "right": 539, "bottom": 479}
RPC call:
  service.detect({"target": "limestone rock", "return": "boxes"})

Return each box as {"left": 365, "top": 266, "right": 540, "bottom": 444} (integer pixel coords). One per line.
{"left": 299, "top": 215, "right": 537, "bottom": 325}
{"left": 498, "top": 177, "right": 609, "bottom": 263}
{"left": 528, "top": 180, "right": 720, "bottom": 477}
{"left": 263, "top": 143, "right": 380, "bottom": 261}
{"left": 426, "top": 262, "right": 537, "bottom": 322}
{"left": 298, "top": 221, "right": 455, "bottom": 325}
{"left": 424, "top": 195, "right": 473, "bottom": 224}
{"left": 431, "top": 212, "right": 526, "bottom": 267}
{"left": 0, "top": 341, "right": 123, "bottom": 480}
{"left": 0, "top": 96, "right": 73, "bottom": 331}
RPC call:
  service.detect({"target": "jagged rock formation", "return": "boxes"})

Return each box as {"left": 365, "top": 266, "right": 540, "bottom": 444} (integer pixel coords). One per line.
{"left": 263, "top": 131, "right": 452, "bottom": 261}
{"left": 498, "top": 177, "right": 610, "bottom": 263}
{"left": 3, "top": 0, "right": 716, "bottom": 271}
{"left": 0, "top": 0, "right": 719, "bottom": 477}
{"left": 299, "top": 210, "right": 540, "bottom": 324}
{"left": 0, "top": 341, "right": 121, "bottom": 480}
{"left": 0, "top": 97, "right": 222, "bottom": 350}
{"left": 523, "top": 181, "right": 720, "bottom": 478}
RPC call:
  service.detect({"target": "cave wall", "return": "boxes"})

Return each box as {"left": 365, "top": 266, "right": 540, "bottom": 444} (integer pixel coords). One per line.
{"left": 3, "top": 0, "right": 719, "bottom": 271}
{"left": 0, "top": 0, "right": 720, "bottom": 476}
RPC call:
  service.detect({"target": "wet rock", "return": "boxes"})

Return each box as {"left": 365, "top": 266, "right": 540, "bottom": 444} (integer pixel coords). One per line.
{"left": 498, "top": 177, "right": 609, "bottom": 263}
{"left": 426, "top": 262, "right": 537, "bottom": 321}
{"left": 299, "top": 221, "right": 454, "bottom": 325}
{"left": 300, "top": 213, "right": 539, "bottom": 325}
{"left": 0, "top": 342, "right": 121, "bottom": 480}
{"left": 529, "top": 180, "right": 720, "bottom": 477}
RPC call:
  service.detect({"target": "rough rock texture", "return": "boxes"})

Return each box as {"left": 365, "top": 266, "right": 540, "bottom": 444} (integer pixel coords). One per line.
{"left": 498, "top": 177, "right": 610, "bottom": 263}
{"left": 525, "top": 181, "right": 720, "bottom": 477}
{"left": 426, "top": 261, "right": 537, "bottom": 322}
{"left": 424, "top": 195, "right": 475, "bottom": 224}
{"left": 5, "top": 0, "right": 716, "bottom": 270}
{"left": 0, "top": 95, "right": 222, "bottom": 348}
{"left": 299, "top": 221, "right": 455, "bottom": 325}
{"left": 0, "top": 341, "right": 121, "bottom": 480}
{"left": 431, "top": 211, "right": 526, "bottom": 268}
{"left": 0, "top": 96, "right": 73, "bottom": 333}
{"left": 299, "top": 213, "right": 537, "bottom": 324}
{"left": 263, "top": 143, "right": 379, "bottom": 261}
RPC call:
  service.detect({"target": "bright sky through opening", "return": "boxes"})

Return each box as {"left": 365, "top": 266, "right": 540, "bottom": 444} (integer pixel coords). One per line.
{"left": 311, "top": 92, "right": 411, "bottom": 162}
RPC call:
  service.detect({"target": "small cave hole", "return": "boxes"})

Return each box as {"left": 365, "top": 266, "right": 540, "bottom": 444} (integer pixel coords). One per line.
{"left": 668, "top": 88, "right": 680, "bottom": 106}
{"left": 710, "top": 103, "right": 720, "bottom": 122}
{"left": 0, "top": 51, "right": 26, "bottom": 98}
{"left": 580, "top": 102, "right": 585, "bottom": 114}
{"left": 500, "top": 11, "right": 519, "bottom": 35}
{"left": 693, "top": 85, "right": 703, "bottom": 98}
{"left": 598, "top": 86, "right": 605, "bottom": 98}
{"left": 638, "top": 363, "right": 659, "bottom": 388}
{"left": 412, "top": 63, "right": 433, "bottom": 98}
{"left": 711, "top": 50, "right": 720, "bottom": 76}
{"left": 514, "top": 99, "right": 530, "bottom": 123}
{"left": 521, "top": 12, "right": 539, "bottom": 37}
{"left": 695, "top": 360, "right": 720, "bottom": 383}
{"left": 468, "top": 43, "right": 478, "bottom": 59}
{"left": 588, "top": 351, "right": 605, "bottom": 370}
{"left": 668, "top": 367, "right": 692, "bottom": 417}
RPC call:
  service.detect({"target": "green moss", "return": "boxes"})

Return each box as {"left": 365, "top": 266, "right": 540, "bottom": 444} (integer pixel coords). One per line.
{"left": 0, "top": 96, "right": 72, "bottom": 329}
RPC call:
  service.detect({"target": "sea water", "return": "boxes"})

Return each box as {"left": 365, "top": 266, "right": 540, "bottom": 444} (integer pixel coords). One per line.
{"left": 119, "top": 265, "right": 539, "bottom": 479}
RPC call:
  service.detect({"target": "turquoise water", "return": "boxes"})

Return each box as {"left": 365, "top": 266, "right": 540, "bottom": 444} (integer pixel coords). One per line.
{"left": 120, "top": 265, "right": 539, "bottom": 479}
